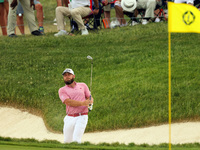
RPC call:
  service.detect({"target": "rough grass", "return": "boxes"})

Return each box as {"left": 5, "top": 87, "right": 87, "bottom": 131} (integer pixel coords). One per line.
{"left": 0, "top": 0, "right": 200, "bottom": 134}
{"left": 0, "top": 22, "right": 200, "bottom": 133}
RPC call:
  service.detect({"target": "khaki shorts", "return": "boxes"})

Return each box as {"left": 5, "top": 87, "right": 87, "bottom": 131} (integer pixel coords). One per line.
{"left": 104, "top": 0, "right": 112, "bottom": 11}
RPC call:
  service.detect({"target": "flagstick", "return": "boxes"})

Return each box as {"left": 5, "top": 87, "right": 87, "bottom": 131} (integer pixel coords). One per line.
{"left": 168, "top": 32, "right": 172, "bottom": 150}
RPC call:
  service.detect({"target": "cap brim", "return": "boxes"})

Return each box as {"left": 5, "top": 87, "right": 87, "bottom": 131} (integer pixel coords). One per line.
{"left": 62, "top": 72, "right": 66, "bottom": 75}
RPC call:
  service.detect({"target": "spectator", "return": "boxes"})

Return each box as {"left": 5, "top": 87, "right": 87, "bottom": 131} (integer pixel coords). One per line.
{"left": 102, "top": 0, "right": 112, "bottom": 28}
{"left": 54, "top": 0, "right": 99, "bottom": 36}
{"left": 0, "top": 0, "right": 9, "bottom": 36}
{"left": 118, "top": 0, "right": 161, "bottom": 25}
{"left": 16, "top": 2, "right": 24, "bottom": 35}
{"left": 53, "top": 0, "right": 68, "bottom": 24}
{"left": 114, "top": 0, "right": 127, "bottom": 27}
{"left": 7, "top": 0, "right": 42, "bottom": 37}
{"left": 71, "top": 0, "right": 103, "bottom": 32}
{"left": 16, "top": 0, "right": 44, "bottom": 35}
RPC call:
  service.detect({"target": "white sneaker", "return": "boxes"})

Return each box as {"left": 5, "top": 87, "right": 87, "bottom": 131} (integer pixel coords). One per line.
{"left": 120, "top": 22, "right": 128, "bottom": 27}
{"left": 130, "top": 21, "right": 138, "bottom": 26}
{"left": 114, "top": 20, "right": 120, "bottom": 26}
{"left": 110, "top": 21, "right": 116, "bottom": 29}
{"left": 54, "top": 30, "right": 68, "bottom": 37}
{"left": 81, "top": 28, "right": 89, "bottom": 35}
{"left": 142, "top": 19, "right": 148, "bottom": 25}
{"left": 110, "top": 20, "right": 120, "bottom": 29}
{"left": 155, "top": 17, "right": 160, "bottom": 23}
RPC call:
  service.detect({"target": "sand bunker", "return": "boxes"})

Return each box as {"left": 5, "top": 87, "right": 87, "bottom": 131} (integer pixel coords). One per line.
{"left": 0, "top": 107, "right": 200, "bottom": 145}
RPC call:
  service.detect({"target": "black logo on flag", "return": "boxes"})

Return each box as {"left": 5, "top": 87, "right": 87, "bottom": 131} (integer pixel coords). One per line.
{"left": 183, "top": 11, "right": 195, "bottom": 25}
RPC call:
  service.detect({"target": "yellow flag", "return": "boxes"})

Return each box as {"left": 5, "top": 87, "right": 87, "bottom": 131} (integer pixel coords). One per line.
{"left": 168, "top": 2, "right": 200, "bottom": 33}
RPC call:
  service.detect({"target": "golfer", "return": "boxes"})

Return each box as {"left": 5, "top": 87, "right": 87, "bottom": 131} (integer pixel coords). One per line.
{"left": 58, "top": 68, "right": 93, "bottom": 143}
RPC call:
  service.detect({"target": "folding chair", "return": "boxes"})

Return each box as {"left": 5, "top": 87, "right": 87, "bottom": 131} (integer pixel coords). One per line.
{"left": 123, "top": 0, "right": 167, "bottom": 25}
{"left": 84, "top": 2, "right": 104, "bottom": 31}
{"left": 123, "top": 9, "right": 141, "bottom": 25}
{"left": 194, "top": 0, "right": 200, "bottom": 9}
{"left": 122, "top": 8, "right": 147, "bottom": 26}
{"left": 154, "top": 0, "right": 168, "bottom": 21}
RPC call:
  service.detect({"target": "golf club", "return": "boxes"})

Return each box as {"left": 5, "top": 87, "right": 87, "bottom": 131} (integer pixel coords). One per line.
{"left": 87, "top": 55, "right": 93, "bottom": 111}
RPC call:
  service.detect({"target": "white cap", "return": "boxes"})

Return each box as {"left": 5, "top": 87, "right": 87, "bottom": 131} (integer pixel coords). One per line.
{"left": 121, "top": 0, "right": 137, "bottom": 13}
{"left": 62, "top": 68, "right": 74, "bottom": 75}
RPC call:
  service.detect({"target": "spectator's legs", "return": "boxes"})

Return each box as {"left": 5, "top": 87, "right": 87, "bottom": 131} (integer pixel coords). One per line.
{"left": 54, "top": 0, "right": 68, "bottom": 25}
{"left": 103, "top": 2, "right": 111, "bottom": 27}
{"left": 115, "top": 9, "right": 120, "bottom": 23}
{"left": 35, "top": 3, "right": 43, "bottom": 27}
{"left": 0, "top": 3, "right": 7, "bottom": 35}
{"left": 144, "top": 0, "right": 156, "bottom": 18}
{"left": 114, "top": 5, "right": 126, "bottom": 25}
{"left": 55, "top": 6, "right": 70, "bottom": 31}
{"left": 3, "top": 0, "right": 9, "bottom": 25}
{"left": 63, "top": 0, "right": 68, "bottom": 7}
{"left": 57, "top": 0, "right": 62, "bottom": 6}
{"left": 16, "top": 14, "right": 25, "bottom": 35}
{"left": 19, "top": 0, "right": 38, "bottom": 33}
{"left": 70, "top": 7, "right": 91, "bottom": 30}
{"left": 7, "top": 0, "right": 17, "bottom": 35}
{"left": 104, "top": 11, "right": 110, "bottom": 26}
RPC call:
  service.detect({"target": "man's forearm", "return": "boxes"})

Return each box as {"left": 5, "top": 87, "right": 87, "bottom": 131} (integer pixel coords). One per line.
{"left": 64, "top": 99, "right": 87, "bottom": 107}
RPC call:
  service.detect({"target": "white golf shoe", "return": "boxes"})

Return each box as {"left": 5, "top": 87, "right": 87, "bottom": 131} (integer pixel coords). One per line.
{"left": 130, "top": 21, "right": 138, "bottom": 26}
{"left": 54, "top": 30, "right": 68, "bottom": 37}
{"left": 155, "top": 17, "right": 160, "bottom": 23}
{"left": 142, "top": 19, "right": 148, "bottom": 25}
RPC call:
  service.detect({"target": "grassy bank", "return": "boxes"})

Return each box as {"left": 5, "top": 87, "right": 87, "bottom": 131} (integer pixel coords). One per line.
{"left": 0, "top": 137, "right": 200, "bottom": 150}
{"left": 0, "top": 22, "right": 200, "bottom": 133}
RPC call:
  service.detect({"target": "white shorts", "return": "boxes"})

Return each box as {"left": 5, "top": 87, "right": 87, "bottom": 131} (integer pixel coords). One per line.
{"left": 114, "top": 0, "right": 121, "bottom": 7}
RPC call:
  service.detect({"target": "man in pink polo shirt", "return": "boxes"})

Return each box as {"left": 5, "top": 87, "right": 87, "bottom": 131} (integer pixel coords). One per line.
{"left": 58, "top": 68, "right": 93, "bottom": 143}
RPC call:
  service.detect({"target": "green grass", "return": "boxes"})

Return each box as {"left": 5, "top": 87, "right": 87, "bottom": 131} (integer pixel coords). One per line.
{"left": 0, "top": 0, "right": 200, "bottom": 149}
{"left": 0, "top": 23, "right": 200, "bottom": 133}
{"left": 0, "top": 137, "right": 200, "bottom": 150}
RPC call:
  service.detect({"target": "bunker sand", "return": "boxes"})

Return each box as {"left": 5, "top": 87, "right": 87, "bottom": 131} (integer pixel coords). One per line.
{"left": 0, "top": 107, "right": 200, "bottom": 145}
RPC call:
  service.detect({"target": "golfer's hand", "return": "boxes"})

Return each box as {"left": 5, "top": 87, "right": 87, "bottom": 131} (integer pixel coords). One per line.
{"left": 10, "top": 0, "right": 18, "bottom": 10}
{"left": 83, "top": 98, "right": 93, "bottom": 106}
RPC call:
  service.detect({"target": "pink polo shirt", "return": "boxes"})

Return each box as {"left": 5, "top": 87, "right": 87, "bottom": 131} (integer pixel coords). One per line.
{"left": 58, "top": 82, "right": 90, "bottom": 114}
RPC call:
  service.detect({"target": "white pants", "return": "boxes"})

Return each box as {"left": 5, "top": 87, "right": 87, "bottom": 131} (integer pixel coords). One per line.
{"left": 63, "top": 115, "right": 88, "bottom": 143}
{"left": 137, "top": 0, "right": 157, "bottom": 18}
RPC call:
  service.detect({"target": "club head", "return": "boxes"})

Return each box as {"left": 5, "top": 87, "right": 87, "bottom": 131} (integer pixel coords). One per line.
{"left": 87, "top": 55, "right": 93, "bottom": 60}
